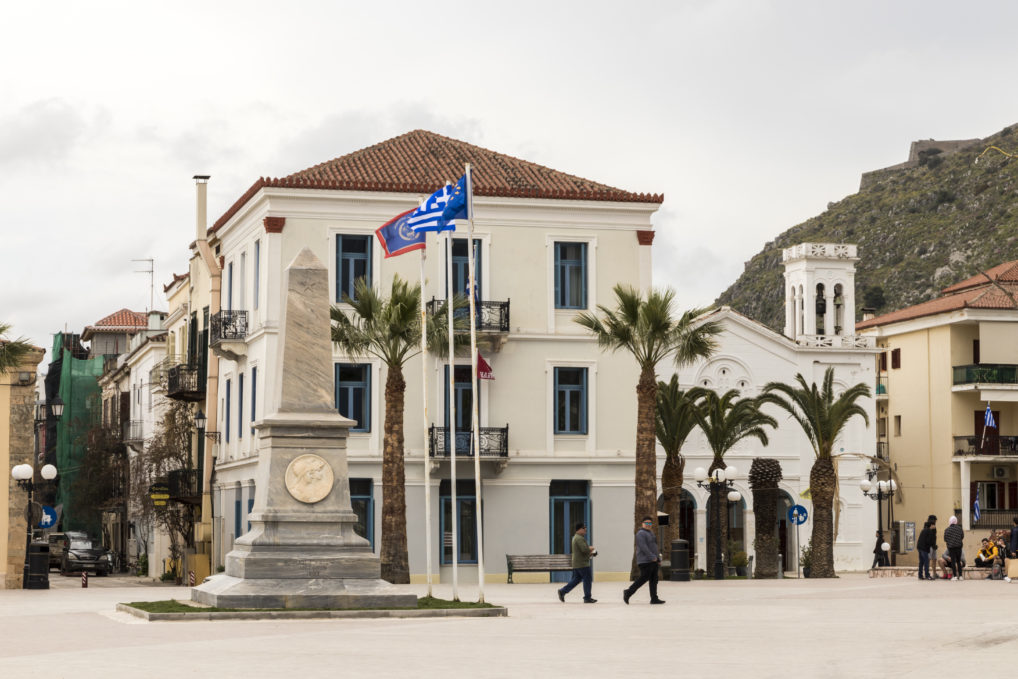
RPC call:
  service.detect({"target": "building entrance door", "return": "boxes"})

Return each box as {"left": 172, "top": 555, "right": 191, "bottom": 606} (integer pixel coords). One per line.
{"left": 550, "top": 481, "right": 590, "bottom": 583}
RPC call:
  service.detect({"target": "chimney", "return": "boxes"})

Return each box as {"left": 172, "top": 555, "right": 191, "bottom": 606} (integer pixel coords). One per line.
{"left": 194, "top": 175, "right": 210, "bottom": 241}
{"left": 861, "top": 307, "right": 876, "bottom": 321}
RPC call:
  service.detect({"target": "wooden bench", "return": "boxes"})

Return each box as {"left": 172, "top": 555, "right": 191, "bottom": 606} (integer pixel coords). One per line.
{"left": 505, "top": 554, "right": 573, "bottom": 583}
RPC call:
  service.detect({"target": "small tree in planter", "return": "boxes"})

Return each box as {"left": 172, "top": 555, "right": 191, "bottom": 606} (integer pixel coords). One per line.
{"left": 800, "top": 538, "right": 814, "bottom": 578}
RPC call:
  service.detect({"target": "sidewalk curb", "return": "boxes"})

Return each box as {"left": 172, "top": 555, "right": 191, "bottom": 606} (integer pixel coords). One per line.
{"left": 115, "top": 603, "right": 508, "bottom": 621}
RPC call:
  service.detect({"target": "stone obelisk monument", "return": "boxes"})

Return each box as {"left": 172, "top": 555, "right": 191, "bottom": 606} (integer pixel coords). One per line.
{"left": 192, "top": 248, "right": 416, "bottom": 609}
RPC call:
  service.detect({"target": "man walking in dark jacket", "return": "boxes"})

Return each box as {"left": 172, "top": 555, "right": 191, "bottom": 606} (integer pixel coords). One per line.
{"left": 944, "top": 516, "right": 965, "bottom": 581}
{"left": 916, "top": 520, "right": 936, "bottom": 580}
{"left": 623, "top": 517, "right": 665, "bottom": 605}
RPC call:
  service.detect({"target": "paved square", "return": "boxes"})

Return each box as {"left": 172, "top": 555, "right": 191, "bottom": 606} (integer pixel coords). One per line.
{"left": 1, "top": 574, "right": 1014, "bottom": 677}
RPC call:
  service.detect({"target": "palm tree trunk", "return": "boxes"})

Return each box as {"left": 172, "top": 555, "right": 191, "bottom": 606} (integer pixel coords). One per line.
{"left": 661, "top": 455, "right": 684, "bottom": 558}
{"left": 809, "top": 457, "right": 837, "bottom": 578}
{"left": 632, "top": 366, "right": 659, "bottom": 579}
{"left": 380, "top": 365, "right": 410, "bottom": 584}
{"left": 752, "top": 487, "right": 778, "bottom": 578}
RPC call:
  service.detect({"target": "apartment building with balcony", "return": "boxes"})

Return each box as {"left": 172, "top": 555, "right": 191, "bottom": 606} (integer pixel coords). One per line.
{"left": 203, "top": 130, "right": 661, "bottom": 581}
{"left": 858, "top": 259, "right": 1018, "bottom": 561}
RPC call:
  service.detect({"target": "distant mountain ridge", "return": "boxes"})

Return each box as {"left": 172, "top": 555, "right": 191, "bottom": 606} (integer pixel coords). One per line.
{"left": 715, "top": 124, "right": 1018, "bottom": 331}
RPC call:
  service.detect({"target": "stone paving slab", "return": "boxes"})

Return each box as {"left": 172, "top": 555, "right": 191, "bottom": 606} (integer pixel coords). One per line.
{"left": 2, "top": 573, "right": 1017, "bottom": 677}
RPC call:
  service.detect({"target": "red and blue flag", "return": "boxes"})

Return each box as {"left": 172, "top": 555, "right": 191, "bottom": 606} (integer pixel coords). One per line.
{"left": 375, "top": 208, "right": 425, "bottom": 258}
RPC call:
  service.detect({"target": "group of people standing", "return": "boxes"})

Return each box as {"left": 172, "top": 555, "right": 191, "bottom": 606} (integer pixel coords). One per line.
{"left": 911, "top": 514, "right": 1018, "bottom": 581}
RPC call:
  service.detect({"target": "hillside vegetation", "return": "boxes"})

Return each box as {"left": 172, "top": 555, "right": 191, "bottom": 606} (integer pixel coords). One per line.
{"left": 716, "top": 124, "right": 1018, "bottom": 330}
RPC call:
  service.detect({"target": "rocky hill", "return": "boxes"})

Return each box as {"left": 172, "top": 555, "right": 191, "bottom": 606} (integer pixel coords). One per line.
{"left": 716, "top": 124, "right": 1018, "bottom": 330}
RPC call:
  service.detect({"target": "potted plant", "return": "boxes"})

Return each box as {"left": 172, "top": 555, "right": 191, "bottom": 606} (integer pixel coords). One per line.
{"left": 732, "top": 550, "right": 749, "bottom": 576}
{"left": 800, "top": 539, "right": 813, "bottom": 578}
{"left": 694, "top": 568, "right": 705, "bottom": 580}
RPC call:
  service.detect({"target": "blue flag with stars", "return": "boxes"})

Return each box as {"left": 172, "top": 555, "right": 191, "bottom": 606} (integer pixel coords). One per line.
{"left": 442, "top": 174, "right": 470, "bottom": 224}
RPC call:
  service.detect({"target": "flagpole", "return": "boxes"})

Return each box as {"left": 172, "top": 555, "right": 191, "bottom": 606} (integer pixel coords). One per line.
{"left": 420, "top": 241, "right": 433, "bottom": 598}
{"left": 446, "top": 226, "right": 459, "bottom": 601}
{"left": 464, "top": 163, "right": 485, "bottom": 602}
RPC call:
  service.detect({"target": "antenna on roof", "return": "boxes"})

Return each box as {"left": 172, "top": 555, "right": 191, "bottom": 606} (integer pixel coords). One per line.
{"left": 133, "top": 258, "right": 154, "bottom": 311}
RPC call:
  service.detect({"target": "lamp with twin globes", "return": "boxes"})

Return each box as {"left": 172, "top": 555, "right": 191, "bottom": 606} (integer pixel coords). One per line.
{"left": 694, "top": 464, "right": 742, "bottom": 580}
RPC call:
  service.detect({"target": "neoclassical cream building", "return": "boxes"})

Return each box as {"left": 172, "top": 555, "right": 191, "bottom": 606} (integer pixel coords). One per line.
{"left": 202, "top": 130, "right": 661, "bottom": 582}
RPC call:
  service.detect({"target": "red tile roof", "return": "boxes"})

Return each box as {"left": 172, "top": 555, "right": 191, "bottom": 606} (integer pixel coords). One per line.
{"left": 857, "top": 269, "right": 1018, "bottom": 330}
{"left": 163, "top": 272, "right": 189, "bottom": 293}
{"left": 940, "top": 260, "right": 1018, "bottom": 294}
{"left": 211, "top": 130, "right": 663, "bottom": 233}
{"left": 83, "top": 308, "right": 149, "bottom": 338}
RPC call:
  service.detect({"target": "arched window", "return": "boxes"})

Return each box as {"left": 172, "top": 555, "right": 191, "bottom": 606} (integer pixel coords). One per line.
{"left": 798, "top": 285, "right": 804, "bottom": 336}
{"left": 815, "top": 283, "right": 826, "bottom": 335}
{"left": 833, "top": 283, "right": 844, "bottom": 335}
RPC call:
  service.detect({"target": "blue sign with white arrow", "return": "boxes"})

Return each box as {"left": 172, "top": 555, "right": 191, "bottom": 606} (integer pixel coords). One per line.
{"left": 788, "top": 504, "right": 808, "bottom": 525}
{"left": 38, "top": 505, "right": 57, "bottom": 529}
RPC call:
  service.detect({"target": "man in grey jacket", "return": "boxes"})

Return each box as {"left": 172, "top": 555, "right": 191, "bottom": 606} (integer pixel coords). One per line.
{"left": 623, "top": 517, "right": 665, "bottom": 604}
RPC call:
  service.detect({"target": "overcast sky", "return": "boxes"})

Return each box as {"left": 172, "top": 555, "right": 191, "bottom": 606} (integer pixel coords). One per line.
{"left": 4, "top": 1, "right": 1018, "bottom": 368}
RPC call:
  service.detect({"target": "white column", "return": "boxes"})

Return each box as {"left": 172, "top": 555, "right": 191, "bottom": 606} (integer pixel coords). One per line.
{"left": 960, "top": 458, "right": 971, "bottom": 529}
{"left": 694, "top": 508, "right": 708, "bottom": 571}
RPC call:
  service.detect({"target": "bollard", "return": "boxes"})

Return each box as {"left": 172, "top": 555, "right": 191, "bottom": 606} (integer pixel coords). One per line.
{"left": 777, "top": 554, "right": 784, "bottom": 579}
{"left": 81, "top": 571, "right": 88, "bottom": 588}
{"left": 189, "top": 570, "right": 195, "bottom": 587}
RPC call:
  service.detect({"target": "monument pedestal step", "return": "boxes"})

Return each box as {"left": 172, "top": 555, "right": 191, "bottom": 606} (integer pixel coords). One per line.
{"left": 191, "top": 574, "right": 417, "bottom": 609}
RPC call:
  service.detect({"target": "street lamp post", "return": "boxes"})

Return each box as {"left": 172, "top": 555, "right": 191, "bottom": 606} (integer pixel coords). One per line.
{"left": 11, "top": 462, "right": 58, "bottom": 588}
{"left": 694, "top": 465, "right": 742, "bottom": 580}
{"left": 860, "top": 469, "right": 897, "bottom": 566}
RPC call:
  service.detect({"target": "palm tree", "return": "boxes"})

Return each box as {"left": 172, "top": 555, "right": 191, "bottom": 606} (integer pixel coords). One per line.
{"left": 760, "top": 367, "right": 870, "bottom": 578}
{"left": 748, "top": 457, "right": 783, "bottom": 578}
{"left": 655, "top": 378, "right": 706, "bottom": 553}
{"left": 331, "top": 275, "right": 464, "bottom": 584}
{"left": 692, "top": 389, "right": 776, "bottom": 576}
{"left": 575, "top": 284, "right": 720, "bottom": 576}
{"left": 0, "top": 322, "right": 32, "bottom": 373}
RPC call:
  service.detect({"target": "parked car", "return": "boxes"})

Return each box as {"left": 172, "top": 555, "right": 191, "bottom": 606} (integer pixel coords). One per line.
{"left": 59, "top": 534, "right": 112, "bottom": 576}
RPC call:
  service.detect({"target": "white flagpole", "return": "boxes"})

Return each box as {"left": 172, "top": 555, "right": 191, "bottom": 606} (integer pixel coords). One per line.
{"left": 420, "top": 240, "right": 433, "bottom": 598}
{"left": 464, "top": 164, "right": 485, "bottom": 602}
{"left": 446, "top": 223, "right": 459, "bottom": 601}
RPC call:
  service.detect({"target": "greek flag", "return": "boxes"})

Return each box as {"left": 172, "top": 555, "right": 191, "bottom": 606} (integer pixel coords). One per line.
{"left": 407, "top": 184, "right": 455, "bottom": 233}
{"left": 974, "top": 486, "right": 981, "bottom": 522}
{"left": 985, "top": 403, "right": 996, "bottom": 429}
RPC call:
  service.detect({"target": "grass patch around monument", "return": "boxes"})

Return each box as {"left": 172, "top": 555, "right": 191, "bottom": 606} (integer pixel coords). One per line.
{"left": 125, "top": 596, "right": 494, "bottom": 614}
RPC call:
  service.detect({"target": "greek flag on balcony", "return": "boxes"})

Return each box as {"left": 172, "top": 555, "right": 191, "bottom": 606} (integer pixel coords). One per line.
{"left": 985, "top": 403, "right": 997, "bottom": 429}
{"left": 407, "top": 184, "right": 455, "bottom": 233}
{"left": 974, "top": 486, "right": 981, "bottom": 522}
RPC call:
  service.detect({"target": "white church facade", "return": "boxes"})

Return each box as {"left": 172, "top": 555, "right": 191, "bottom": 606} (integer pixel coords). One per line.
{"left": 673, "top": 242, "right": 879, "bottom": 573}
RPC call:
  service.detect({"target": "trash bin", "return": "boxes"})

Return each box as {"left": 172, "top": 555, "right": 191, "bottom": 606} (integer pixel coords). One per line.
{"left": 26, "top": 542, "right": 50, "bottom": 590}
{"left": 670, "top": 539, "right": 690, "bottom": 582}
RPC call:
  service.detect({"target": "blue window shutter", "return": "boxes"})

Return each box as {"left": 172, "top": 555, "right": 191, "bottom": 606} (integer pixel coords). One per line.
{"left": 225, "top": 379, "right": 231, "bottom": 443}
{"left": 247, "top": 497, "right": 254, "bottom": 532}
{"left": 251, "top": 366, "right": 257, "bottom": 436}
{"left": 234, "top": 498, "right": 241, "bottom": 539}
{"left": 238, "top": 373, "right": 244, "bottom": 440}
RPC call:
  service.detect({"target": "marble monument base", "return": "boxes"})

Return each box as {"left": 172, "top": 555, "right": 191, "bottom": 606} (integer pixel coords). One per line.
{"left": 192, "top": 574, "right": 417, "bottom": 609}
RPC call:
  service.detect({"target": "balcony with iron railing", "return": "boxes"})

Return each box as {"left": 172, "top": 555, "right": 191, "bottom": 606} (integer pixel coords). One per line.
{"left": 210, "top": 310, "right": 249, "bottom": 361}
{"left": 971, "top": 509, "right": 1018, "bottom": 529}
{"left": 168, "top": 468, "right": 202, "bottom": 505}
{"left": 211, "top": 310, "right": 248, "bottom": 345}
{"left": 953, "top": 435, "right": 1018, "bottom": 456}
{"left": 876, "top": 375, "right": 888, "bottom": 399}
{"left": 426, "top": 297, "right": 510, "bottom": 334}
{"left": 428, "top": 425, "right": 509, "bottom": 459}
{"left": 953, "top": 364, "right": 1018, "bottom": 386}
{"left": 122, "top": 420, "right": 145, "bottom": 444}
{"left": 149, "top": 354, "right": 182, "bottom": 392}
{"left": 876, "top": 441, "right": 888, "bottom": 460}
{"left": 166, "top": 364, "right": 205, "bottom": 402}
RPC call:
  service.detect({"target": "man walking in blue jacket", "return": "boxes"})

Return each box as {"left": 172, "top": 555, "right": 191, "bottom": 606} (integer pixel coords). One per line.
{"left": 623, "top": 517, "right": 665, "bottom": 605}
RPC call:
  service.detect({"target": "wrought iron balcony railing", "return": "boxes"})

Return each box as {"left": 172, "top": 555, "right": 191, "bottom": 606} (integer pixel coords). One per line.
{"left": 953, "top": 364, "right": 1018, "bottom": 386}
{"left": 168, "top": 468, "right": 202, "bottom": 505}
{"left": 953, "top": 435, "right": 1018, "bottom": 456}
{"left": 166, "top": 364, "right": 205, "bottom": 402}
{"left": 211, "top": 310, "right": 248, "bottom": 345}
{"left": 428, "top": 425, "right": 509, "bottom": 458}
{"left": 876, "top": 441, "right": 888, "bottom": 460}
{"left": 876, "top": 375, "right": 888, "bottom": 397}
{"left": 122, "top": 420, "right": 145, "bottom": 443}
{"left": 971, "top": 509, "right": 1018, "bottom": 529}
{"left": 426, "top": 298, "right": 510, "bottom": 333}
